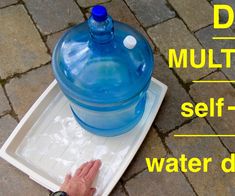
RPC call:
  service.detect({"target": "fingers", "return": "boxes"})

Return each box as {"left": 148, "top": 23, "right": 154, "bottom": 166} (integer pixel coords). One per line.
{"left": 73, "top": 160, "right": 101, "bottom": 188}
{"left": 59, "top": 173, "right": 72, "bottom": 191}
{"left": 74, "top": 161, "right": 89, "bottom": 177}
{"left": 88, "top": 188, "right": 96, "bottom": 196}
{"left": 79, "top": 161, "right": 95, "bottom": 177}
{"left": 74, "top": 160, "right": 95, "bottom": 178}
{"left": 85, "top": 160, "right": 101, "bottom": 184}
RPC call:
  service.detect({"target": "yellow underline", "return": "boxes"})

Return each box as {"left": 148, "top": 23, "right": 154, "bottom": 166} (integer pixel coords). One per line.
{"left": 193, "top": 80, "right": 235, "bottom": 83}
{"left": 213, "top": 37, "right": 235, "bottom": 40}
{"left": 174, "top": 134, "right": 235, "bottom": 137}
{"left": 228, "top": 106, "right": 235, "bottom": 111}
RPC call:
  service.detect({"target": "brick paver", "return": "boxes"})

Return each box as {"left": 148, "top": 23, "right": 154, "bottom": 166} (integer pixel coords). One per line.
{"left": 0, "top": 158, "right": 49, "bottom": 196}
{"left": 166, "top": 118, "right": 234, "bottom": 195}
{"left": 153, "top": 55, "right": 193, "bottom": 132}
{"left": 46, "top": 30, "right": 67, "bottom": 54}
{"left": 103, "top": 0, "right": 140, "bottom": 27}
{"left": 148, "top": 18, "right": 213, "bottom": 83}
{"left": 24, "top": 0, "right": 84, "bottom": 35}
{"left": 0, "top": 87, "right": 10, "bottom": 116}
{"left": 0, "top": 115, "right": 47, "bottom": 196}
{"left": 0, "top": 0, "right": 17, "bottom": 8}
{"left": 0, "top": 115, "right": 17, "bottom": 147}
{"left": 196, "top": 25, "right": 235, "bottom": 81}
{"left": 190, "top": 72, "right": 235, "bottom": 152}
{"left": 125, "top": 167, "right": 195, "bottom": 196}
{"left": 168, "top": 0, "right": 213, "bottom": 31}
{"left": 5, "top": 65, "right": 54, "bottom": 119}
{"left": 0, "top": 5, "right": 50, "bottom": 79}
{"left": 123, "top": 127, "right": 166, "bottom": 181}
{"left": 125, "top": 0, "right": 175, "bottom": 28}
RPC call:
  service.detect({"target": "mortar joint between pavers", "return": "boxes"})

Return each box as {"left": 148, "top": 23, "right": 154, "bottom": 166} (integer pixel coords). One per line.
{"left": 203, "top": 117, "right": 232, "bottom": 154}
{"left": 45, "top": 26, "right": 71, "bottom": 38}
{"left": 162, "top": 143, "right": 199, "bottom": 196}
{"left": 187, "top": 87, "right": 233, "bottom": 154}
{"left": 220, "top": 70, "right": 235, "bottom": 89}
{"left": 75, "top": 0, "right": 112, "bottom": 9}
{"left": 122, "top": 167, "right": 146, "bottom": 184}
{"left": 153, "top": 124, "right": 174, "bottom": 155}
{"left": 48, "top": 190, "right": 52, "bottom": 196}
{"left": 149, "top": 23, "right": 219, "bottom": 91}
{"left": 162, "top": 86, "right": 232, "bottom": 156}
{"left": 0, "top": 110, "right": 11, "bottom": 118}
{"left": 1, "top": 85, "right": 19, "bottom": 122}
{"left": 124, "top": 167, "right": 146, "bottom": 178}
{"left": 145, "top": 16, "right": 177, "bottom": 30}
{"left": 71, "top": 0, "right": 90, "bottom": 20}
{"left": 159, "top": 53, "right": 192, "bottom": 92}
{"left": 0, "top": 1, "right": 21, "bottom": 10}
{"left": 208, "top": 0, "right": 213, "bottom": 5}
{"left": 119, "top": 179, "right": 130, "bottom": 196}
{"left": 154, "top": 130, "right": 199, "bottom": 196}
{"left": 0, "top": 111, "right": 11, "bottom": 119}
{"left": 164, "top": 118, "right": 195, "bottom": 136}
{"left": 164, "top": 0, "right": 212, "bottom": 52}
{"left": 192, "top": 25, "right": 235, "bottom": 85}
{"left": 20, "top": 0, "right": 52, "bottom": 55}
{"left": 164, "top": 0, "right": 180, "bottom": 19}
{"left": 1, "top": 61, "right": 51, "bottom": 85}
{"left": 153, "top": 46, "right": 161, "bottom": 56}
{"left": 178, "top": 167, "right": 199, "bottom": 196}
{"left": 121, "top": 148, "right": 169, "bottom": 183}
{"left": 9, "top": 110, "right": 20, "bottom": 123}
{"left": 122, "top": 0, "right": 156, "bottom": 50}
{"left": 153, "top": 123, "right": 168, "bottom": 139}
{"left": 193, "top": 69, "right": 220, "bottom": 83}
{"left": 194, "top": 23, "right": 214, "bottom": 34}
{"left": 194, "top": 26, "right": 235, "bottom": 88}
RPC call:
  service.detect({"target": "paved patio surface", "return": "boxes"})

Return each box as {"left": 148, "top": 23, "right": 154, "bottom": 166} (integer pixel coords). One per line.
{"left": 0, "top": 0, "right": 235, "bottom": 195}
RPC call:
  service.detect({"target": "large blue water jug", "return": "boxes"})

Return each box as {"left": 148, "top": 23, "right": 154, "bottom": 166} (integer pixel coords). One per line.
{"left": 52, "top": 5, "right": 154, "bottom": 136}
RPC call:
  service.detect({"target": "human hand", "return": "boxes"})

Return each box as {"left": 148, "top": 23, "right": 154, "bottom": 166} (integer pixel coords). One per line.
{"left": 60, "top": 160, "right": 101, "bottom": 196}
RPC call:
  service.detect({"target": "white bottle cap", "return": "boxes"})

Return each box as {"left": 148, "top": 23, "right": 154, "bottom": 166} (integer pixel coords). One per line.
{"left": 123, "top": 35, "right": 137, "bottom": 49}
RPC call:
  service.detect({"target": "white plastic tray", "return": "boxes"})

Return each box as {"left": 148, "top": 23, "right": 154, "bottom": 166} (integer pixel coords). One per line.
{"left": 0, "top": 77, "right": 167, "bottom": 196}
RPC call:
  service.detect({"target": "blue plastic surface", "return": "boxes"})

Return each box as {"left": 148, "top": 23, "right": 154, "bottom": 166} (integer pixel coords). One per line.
{"left": 91, "top": 5, "right": 108, "bottom": 22}
{"left": 52, "top": 6, "right": 154, "bottom": 136}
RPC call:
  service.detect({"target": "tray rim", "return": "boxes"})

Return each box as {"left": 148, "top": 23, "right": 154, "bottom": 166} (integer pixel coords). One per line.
{"left": 0, "top": 77, "right": 167, "bottom": 195}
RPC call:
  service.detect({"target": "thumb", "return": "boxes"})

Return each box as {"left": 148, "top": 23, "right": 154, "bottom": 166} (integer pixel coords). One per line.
{"left": 64, "top": 173, "right": 72, "bottom": 185}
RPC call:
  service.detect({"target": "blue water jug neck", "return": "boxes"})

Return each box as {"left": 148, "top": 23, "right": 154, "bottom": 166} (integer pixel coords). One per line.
{"left": 88, "top": 5, "right": 114, "bottom": 43}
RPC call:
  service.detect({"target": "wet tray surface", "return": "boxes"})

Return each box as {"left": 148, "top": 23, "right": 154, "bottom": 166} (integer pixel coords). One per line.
{"left": 0, "top": 77, "right": 167, "bottom": 196}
